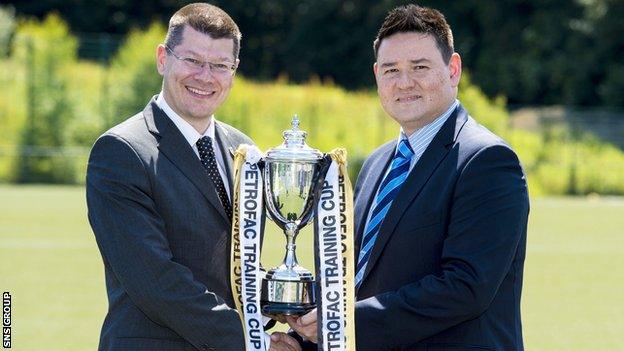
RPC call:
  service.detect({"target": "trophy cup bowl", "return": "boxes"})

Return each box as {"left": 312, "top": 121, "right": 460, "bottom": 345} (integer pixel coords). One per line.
{"left": 260, "top": 116, "right": 325, "bottom": 316}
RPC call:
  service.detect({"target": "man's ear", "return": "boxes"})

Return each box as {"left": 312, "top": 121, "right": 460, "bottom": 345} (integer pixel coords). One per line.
{"left": 449, "top": 53, "right": 462, "bottom": 87}
{"left": 233, "top": 58, "right": 240, "bottom": 75}
{"left": 156, "top": 44, "right": 167, "bottom": 75}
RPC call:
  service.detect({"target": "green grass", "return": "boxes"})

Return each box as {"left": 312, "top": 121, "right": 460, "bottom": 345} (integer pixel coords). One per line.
{"left": 522, "top": 197, "right": 624, "bottom": 350}
{"left": 1, "top": 186, "right": 623, "bottom": 350}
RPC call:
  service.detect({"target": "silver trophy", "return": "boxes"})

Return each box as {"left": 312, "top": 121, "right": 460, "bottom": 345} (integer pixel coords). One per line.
{"left": 260, "top": 115, "right": 326, "bottom": 316}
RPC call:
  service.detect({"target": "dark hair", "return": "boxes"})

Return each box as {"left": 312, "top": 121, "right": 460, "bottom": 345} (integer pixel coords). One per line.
{"left": 373, "top": 4, "right": 454, "bottom": 63}
{"left": 165, "top": 3, "right": 242, "bottom": 58}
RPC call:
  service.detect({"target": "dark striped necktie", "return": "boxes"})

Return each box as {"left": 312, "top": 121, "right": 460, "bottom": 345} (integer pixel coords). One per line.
{"left": 355, "top": 138, "right": 414, "bottom": 290}
{"left": 196, "top": 136, "right": 232, "bottom": 220}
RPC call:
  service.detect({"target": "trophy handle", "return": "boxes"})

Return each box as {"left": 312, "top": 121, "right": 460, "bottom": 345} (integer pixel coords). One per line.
{"left": 299, "top": 155, "right": 332, "bottom": 229}
{"left": 260, "top": 158, "right": 330, "bottom": 231}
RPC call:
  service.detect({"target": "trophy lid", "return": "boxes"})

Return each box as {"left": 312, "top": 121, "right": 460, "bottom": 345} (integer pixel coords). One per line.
{"left": 265, "top": 115, "right": 323, "bottom": 162}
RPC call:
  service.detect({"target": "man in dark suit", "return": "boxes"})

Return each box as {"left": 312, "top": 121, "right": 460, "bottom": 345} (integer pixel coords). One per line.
{"left": 87, "top": 3, "right": 300, "bottom": 351}
{"left": 287, "top": 4, "right": 529, "bottom": 351}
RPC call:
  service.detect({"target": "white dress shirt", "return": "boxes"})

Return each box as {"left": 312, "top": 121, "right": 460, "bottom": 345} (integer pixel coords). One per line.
{"left": 156, "top": 93, "right": 230, "bottom": 198}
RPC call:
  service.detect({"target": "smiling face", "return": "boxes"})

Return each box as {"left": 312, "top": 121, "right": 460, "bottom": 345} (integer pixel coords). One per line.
{"left": 374, "top": 32, "right": 461, "bottom": 134}
{"left": 157, "top": 25, "right": 238, "bottom": 126}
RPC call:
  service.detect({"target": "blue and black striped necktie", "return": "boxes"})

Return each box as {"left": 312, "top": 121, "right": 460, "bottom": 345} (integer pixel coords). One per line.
{"left": 355, "top": 138, "right": 414, "bottom": 290}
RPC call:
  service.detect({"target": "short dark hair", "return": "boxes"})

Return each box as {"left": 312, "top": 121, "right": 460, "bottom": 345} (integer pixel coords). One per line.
{"left": 373, "top": 4, "right": 454, "bottom": 63}
{"left": 165, "top": 3, "right": 242, "bottom": 58}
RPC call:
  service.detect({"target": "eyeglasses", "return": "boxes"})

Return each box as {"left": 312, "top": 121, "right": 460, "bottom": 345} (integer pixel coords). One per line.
{"left": 165, "top": 45, "right": 236, "bottom": 76}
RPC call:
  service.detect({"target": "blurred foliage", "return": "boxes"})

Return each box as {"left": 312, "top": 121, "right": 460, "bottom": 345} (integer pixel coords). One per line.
{"left": 11, "top": 13, "right": 77, "bottom": 183}
{"left": 108, "top": 23, "right": 165, "bottom": 125}
{"left": 0, "top": 6, "right": 16, "bottom": 57}
{"left": 0, "top": 15, "right": 623, "bottom": 194}
{"left": 458, "top": 71, "right": 508, "bottom": 135}
{"left": 8, "top": 0, "right": 624, "bottom": 107}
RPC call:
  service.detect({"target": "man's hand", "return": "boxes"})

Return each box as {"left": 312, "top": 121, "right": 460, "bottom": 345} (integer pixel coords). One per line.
{"left": 270, "top": 332, "right": 302, "bottom": 351}
{"left": 264, "top": 313, "right": 288, "bottom": 324}
{"left": 286, "top": 308, "right": 317, "bottom": 343}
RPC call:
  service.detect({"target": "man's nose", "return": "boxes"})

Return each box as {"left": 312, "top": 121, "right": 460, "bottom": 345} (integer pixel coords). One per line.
{"left": 193, "top": 64, "right": 217, "bottom": 81}
{"left": 396, "top": 71, "right": 415, "bottom": 89}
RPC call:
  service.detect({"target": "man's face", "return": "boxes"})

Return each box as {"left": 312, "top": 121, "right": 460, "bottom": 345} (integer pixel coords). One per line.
{"left": 157, "top": 25, "right": 239, "bottom": 122}
{"left": 374, "top": 32, "right": 461, "bottom": 134}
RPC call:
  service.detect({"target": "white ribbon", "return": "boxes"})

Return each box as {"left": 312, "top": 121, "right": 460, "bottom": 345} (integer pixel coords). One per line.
{"left": 238, "top": 147, "right": 266, "bottom": 351}
{"left": 316, "top": 160, "right": 346, "bottom": 351}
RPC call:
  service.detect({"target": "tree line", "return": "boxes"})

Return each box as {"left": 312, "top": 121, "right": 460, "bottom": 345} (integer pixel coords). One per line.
{"left": 8, "top": 0, "right": 624, "bottom": 107}
{"left": 2, "top": 13, "right": 624, "bottom": 193}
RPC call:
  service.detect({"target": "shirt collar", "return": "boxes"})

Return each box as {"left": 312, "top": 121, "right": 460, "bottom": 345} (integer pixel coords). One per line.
{"left": 399, "top": 99, "right": 459, "bottom": 146}
{"left": 156, "top": 92, "right": 216, "bottom": 147}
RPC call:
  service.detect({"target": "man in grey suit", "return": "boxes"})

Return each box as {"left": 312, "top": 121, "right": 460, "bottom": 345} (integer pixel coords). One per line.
{"left": 87, "top": 3, "right": 300, "bottom": 351}
{"left": 288, "top": 4, "right": 529, "bottom": 351}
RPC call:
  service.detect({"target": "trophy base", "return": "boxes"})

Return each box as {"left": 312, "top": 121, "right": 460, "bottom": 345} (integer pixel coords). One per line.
{"left": 262, "top": 302, "right": 316, "bottom": 317}
{"left": 261, "top": 277, "right": 316, "bottom": 317}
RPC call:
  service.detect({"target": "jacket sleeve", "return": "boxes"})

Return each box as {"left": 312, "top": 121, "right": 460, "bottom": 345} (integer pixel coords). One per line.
{"left": 86, "top": 133, "right": 244, "bottom": 351}
{"left": 354, "top": 144, "right": 529, "bottom": 350}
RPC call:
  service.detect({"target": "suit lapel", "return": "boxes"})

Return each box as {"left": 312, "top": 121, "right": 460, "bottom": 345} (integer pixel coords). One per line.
{"left": 360, "top": 105, "right": 469, "bottom": 285}
{"left": 144, "top": 99, "right": 230, "bottom": 224}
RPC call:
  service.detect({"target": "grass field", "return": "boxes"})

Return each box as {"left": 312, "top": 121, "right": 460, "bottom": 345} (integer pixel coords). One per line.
{"left": 1, "top": 185, "right": 623, "bottom": 350}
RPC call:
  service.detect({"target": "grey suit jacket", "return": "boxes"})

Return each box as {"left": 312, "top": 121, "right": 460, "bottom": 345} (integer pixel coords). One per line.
{"left": 87, "top": 97, "right": 252, "bottom": 351}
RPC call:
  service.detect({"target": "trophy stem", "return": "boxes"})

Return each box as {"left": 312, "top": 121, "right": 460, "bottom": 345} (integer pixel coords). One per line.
{"left": 283, "top": 223, "right": 299, "bottom": 270}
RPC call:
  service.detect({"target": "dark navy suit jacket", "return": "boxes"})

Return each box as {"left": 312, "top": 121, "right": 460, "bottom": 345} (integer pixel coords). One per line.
{"left": 351, "top": 104, "right": 529, "bottom": 351}
{"left": 87, "top": 98, "right": 252, "bottom": 351}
